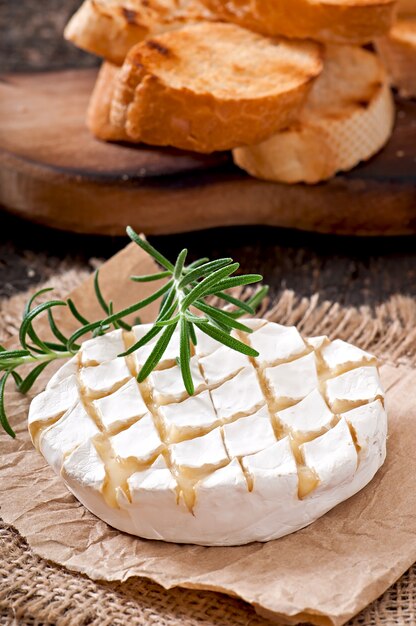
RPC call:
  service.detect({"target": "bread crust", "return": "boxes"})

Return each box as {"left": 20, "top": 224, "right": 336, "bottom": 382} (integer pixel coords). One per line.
{"left": 87, "top": 62, "right": 134, "bottom": 141}
{"left": 376, "top": 17, "right": 416, "bottom": 98}
{"left": 64, "top": 0, "right": 215, "bottom": 65}
{"left": 109, "top": 22, "right": 323, "bottom": 153}
{"left": 233, "top": 46, "right": 395, "bottom": 183}
{"left": 200, "top": 0, "right": 396, "bottom": 44}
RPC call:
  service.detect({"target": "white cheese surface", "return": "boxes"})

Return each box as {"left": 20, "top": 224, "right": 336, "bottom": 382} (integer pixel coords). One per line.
{"left": 29, "top": 319, "right": 387, "bottom": 546}
{"left": 264, "top": 352, "right": 319, "bottom": 403}
{"left": 150, "top": 356, "right": 205, "bottom": 403}
{"left": 109, "top": 413, "right": 163, "bottom": 462}
{"left": 248, "top": 322, "right": 307, "bottom": 366}
{"left": 210, "top": 365, "right": 264, "bottom": 421}
{"left": 277, "top": 389, "right": 334, "bottom": 436}
{"left": 80, "top": 357, "right": 131, "bottom": 394}
{"left": 159, "top": 390, "right": 220, "bottom": 442}
{"left": 80, "top": 330, "right": 125, "bottom": 366}
{"left": 199, "top": 344, "right": 250, "bottom": 385}
{"left": 93, "top": 377, "right": 148, "bottom": 430}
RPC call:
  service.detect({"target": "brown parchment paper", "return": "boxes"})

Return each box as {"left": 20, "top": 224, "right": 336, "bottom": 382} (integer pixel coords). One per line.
{"left": 1, "top": 242, "right": 416, "bottom": 626}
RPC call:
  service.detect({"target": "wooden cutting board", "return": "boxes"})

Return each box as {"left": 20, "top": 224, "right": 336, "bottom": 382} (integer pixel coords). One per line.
{"left": 1, "top": 69, "right": 415, "bottom": 236}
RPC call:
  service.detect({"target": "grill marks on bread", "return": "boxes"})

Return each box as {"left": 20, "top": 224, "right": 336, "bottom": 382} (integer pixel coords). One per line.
{"left": 109, "top": 22, "right": 323, "bottom": 152}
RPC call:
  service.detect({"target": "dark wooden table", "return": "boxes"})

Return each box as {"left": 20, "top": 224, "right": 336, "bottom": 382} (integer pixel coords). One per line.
{"left": 1, "top": 0, "right": 415, "bottom": 306}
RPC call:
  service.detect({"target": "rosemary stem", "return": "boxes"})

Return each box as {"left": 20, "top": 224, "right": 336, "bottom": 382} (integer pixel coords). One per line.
{"left": 0, "top": 350, "right": 73, "bottom": 371}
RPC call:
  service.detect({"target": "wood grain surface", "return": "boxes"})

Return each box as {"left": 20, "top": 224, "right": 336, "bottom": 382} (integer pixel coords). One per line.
{"left": 1, "top": 69, "right": 416, "bottom": 237}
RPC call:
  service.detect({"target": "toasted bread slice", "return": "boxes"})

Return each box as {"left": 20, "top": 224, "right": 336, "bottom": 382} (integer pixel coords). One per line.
{"left": 376, "top": 17, "right": 416, "bottom": 98}
{"left": 200, "top": 0, "right": 396, "bottom": 44}
{"left": 233, "top": 46, "right": 394, "bottom": 183}
{"left": 397, "top": 0, "right": 416, "bottom": 13}
{"left": 64, "top": 0, "right": 215, "bottom": 65}
{"left": 87, "top": 62, "right": 133, "bottom": 141}
{"left": 109, "top": 22, "right": 323, "bottom": 153}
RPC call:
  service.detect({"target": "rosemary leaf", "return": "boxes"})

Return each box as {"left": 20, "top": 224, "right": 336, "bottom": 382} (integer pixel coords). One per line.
{"left": 194, "top": 321, "right": 258, "bottom": 357}
{"left": 205, "top": 274, "right": 263, "bottom": 295}
{"left": 131, "top": 271, "right": 171, "bottom": 283}
{"left": 23, "top": 288, "right": 54, "bottom": 315}
{"left": 185, "top": 257, "right": 209, "bottom": 270}
{"left": 0, "top": 349, "right": 31, "bottom": 360}
{"left": 0, "top": 373, "right": 16, "bottom": 438}
{"left": 138, "top": 322, "right": 178, "bottom": 382}
{"left": 116, "top": 319, "right": 132, "bottom": 331}
{"left": 94, "top": 271, "right": 110, "bottom": 315}
{"left": 181, "top": 263, "right": 240, "bottom": 310}
{"left": 127, "top": 227, "right": 174, "bottom": 272}
{"left": 102, "top": 281, "right": 173, "bottom": 325}
{"left": 157, "top": 288, "right": 177, "bottom": 320}
{"left": 10, "top": 371, "right": 23, "bottom": 386}
{"left": 174, "top": 249, "right": 188, "bottom": 280}
{"left": 194, "top": 301, "right": 254, "bottom": 333}
{"left": 67, "top": 320, "right": 104, "bottom": 353}
{"left": 188, "top": 321, "right": 198, "bottom": 346}
{"left": 23, "top": 290, "right": 64, "bottom": 355}
{"left": 178, "top": 258, "right": 232, "bottom": 289}
{"left": 108, "top": 301, "right": 119, "bottom": 329}
{"left": 19, "top": 300, "right": 66, "bottom": 353}
{"left": 184, "top": 311, "right": 205, "bottom": 322}
{"left": 67, "top": 299, "right": 90, "bottom": 325}
{"left": 119, "top": 325, "right": 161, "bottom": 357}
{"left": 48, "top": 309, "right": 70, "bottom": 346}
{"left": 67, "top": 281, "right": 172, "bottom": 351}
{"left": 19, "top": 362, "right": 51, "bottom": 394}
{"left": 155, "top": 314, "right": 181, "bottom": 327}
{"left": 180, "top": 317, "right": 194, "bottom": 395}
{"left": 244, "top": 286, "right": 270, "bottom": 313}
{"left": 214, "top": 291, "right": 255, "bottom": 314}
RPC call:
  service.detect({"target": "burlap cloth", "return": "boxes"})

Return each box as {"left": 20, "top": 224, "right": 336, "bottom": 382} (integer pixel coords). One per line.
{"left": 1, "top": 262, "right": 416, "bottom": 626}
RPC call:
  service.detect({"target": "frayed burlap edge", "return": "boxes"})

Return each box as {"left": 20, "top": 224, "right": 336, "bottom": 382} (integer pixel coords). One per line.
{"left": 1, "top": 267, "right": 416, "bottom": 626}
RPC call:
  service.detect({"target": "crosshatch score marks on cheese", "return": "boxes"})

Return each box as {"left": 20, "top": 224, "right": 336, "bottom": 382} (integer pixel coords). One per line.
{"left": 28, "top": 319, "right": 387, "bottom": 546}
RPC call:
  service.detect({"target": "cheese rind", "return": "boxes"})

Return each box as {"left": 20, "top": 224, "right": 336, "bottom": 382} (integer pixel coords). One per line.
{"left": 39, "top": 402, "right": 100, "bottom": 473}
{"left": 342, "top": 399, "right": 387, "bottom": 460}
{"left": 28, "top": 374, "right": 79, "bottom": 437}
{"left": 30, "top": 319, "right": 387, "bottom": 546}
{"left": 46, "top": 356, "right": 79, "bottom": 390}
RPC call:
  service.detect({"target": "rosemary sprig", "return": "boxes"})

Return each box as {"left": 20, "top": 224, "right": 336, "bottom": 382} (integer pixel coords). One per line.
{"left": 0, "top": 227, "right": 268, "bottom": 437}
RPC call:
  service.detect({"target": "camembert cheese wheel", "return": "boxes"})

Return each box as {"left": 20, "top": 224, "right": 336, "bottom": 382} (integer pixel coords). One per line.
{"left": 28, "top": 320, "right": 387, "bottom": 545}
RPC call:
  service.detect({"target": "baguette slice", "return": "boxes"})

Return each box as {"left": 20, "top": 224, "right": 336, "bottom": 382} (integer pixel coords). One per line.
{"left": 397, "top": 0, "right": 416, "bottom": 12}
{"left": 110, "top": 22, "right": 323, "bottom": 153}
{"left": 200, "top": 0, "right": 396, "bottom": 44}
{"left": 88, "top": 62, "right": 132, "bottom": 140}
{"left": 376, "top": 17, "right": 416, "bottom": 98}
{"left": 233, "top": 46, "right": 395, "bottom": 184}
{"left": 64, "top": 0, "right": 215, "bottom": 66}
